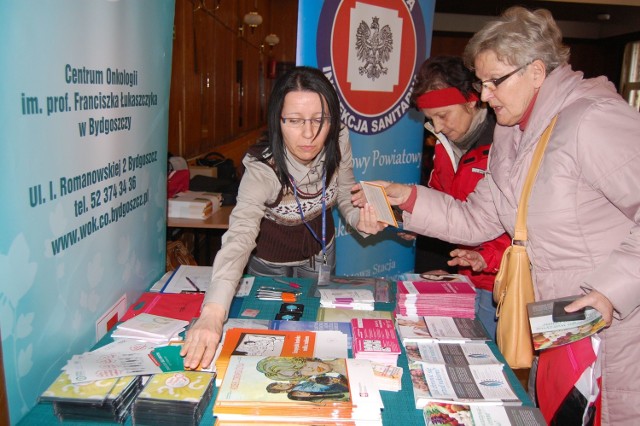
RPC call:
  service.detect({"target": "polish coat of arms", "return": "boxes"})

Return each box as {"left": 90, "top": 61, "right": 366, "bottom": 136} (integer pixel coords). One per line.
{"left": 355, "top": 16, "right": 393, "bottom": 81}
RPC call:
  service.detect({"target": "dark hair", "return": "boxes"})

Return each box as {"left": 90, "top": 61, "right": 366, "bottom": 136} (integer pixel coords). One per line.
{"left": 410, "top": 56, "right": 480, "bottom": 109}
{"left": 249, "top": 66, "right": 342, "bottom": 189}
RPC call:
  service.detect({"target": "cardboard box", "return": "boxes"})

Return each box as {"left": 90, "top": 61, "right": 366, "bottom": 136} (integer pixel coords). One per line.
{"left": 189, "top": 165, "right": 217, "bottom": 179}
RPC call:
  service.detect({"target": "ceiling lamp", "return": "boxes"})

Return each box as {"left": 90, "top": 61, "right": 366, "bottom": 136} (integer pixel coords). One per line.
{"left": 243, "top": 11, "right": 262, "bottom": 33}
{"left": 264, "top": 33, "right": 280, "bottom": 49}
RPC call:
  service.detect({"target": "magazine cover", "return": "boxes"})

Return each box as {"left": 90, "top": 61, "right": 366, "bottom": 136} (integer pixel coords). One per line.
{"left": 215, "top": 328, "right": 319, "bottom": 385}
{"left": 216, "top": 355, "right": 351, "bottom": 405}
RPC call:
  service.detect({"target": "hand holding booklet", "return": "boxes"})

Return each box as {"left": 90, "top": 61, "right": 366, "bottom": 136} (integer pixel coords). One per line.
{"left": 527, "top": 295, "right": 606, "bottom": 350}
{"left": 360, "top": 181, "right": 398, "bottom": 227}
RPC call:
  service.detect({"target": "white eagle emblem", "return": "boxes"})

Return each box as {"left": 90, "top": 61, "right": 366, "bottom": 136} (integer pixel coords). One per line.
{"left": 355, "top": 16, "right": 393, "bottom": 81}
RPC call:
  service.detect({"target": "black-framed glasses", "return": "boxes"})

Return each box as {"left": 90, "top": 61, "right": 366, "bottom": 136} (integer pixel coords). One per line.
{"left": 472, "top": 63, "right": 530, "bottom": 92}
{"left": 281, "top": 116, "right": 330, "bottom": 128}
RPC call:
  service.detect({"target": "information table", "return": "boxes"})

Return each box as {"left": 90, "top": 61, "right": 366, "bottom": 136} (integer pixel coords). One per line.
{"left": 23, "top": 277, "right": 533, "bottom": 426}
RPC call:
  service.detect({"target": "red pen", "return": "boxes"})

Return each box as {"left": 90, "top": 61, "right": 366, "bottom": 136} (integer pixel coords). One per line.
{"left": 273, "top": 278, "right": 301, "bottom": 289}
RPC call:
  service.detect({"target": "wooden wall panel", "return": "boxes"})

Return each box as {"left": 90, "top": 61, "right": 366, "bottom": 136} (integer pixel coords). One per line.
{"left": 171, "top": 5, "right": 631, "bottom": 162}
{"left": 169, "top": 0, "right": 298, "bottom": 160}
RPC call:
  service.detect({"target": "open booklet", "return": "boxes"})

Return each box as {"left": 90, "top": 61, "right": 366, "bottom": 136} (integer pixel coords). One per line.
{"left": 360, "top": 181, "right": 398, "bottom": 227}
{"left": 527, "top": 295, "right": 606, "bottom": 350}
{"left": 408, "top": 362, "right": 521, "bottom": 409}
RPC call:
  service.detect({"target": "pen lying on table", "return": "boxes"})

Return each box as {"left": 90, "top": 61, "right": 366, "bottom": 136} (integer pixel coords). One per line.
{"left": 272, "top": 278, "right": 301, "bottom": 289}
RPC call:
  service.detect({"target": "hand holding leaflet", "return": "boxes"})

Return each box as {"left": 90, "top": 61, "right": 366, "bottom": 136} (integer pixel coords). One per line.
{"left": 360, "top": 181, "right": 398, "bottom": 227}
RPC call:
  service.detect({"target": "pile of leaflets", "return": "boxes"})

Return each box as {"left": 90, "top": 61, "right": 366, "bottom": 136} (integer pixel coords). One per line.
{"left": 132, "top": 371, "right": 215, "bottom": 426}
{"left": 61, "top": 340, "right": 164, "bottom": 383}
{"left": 408, "top": 361, "right": 521, "bottom": 410}
{"left": 214, "top": 355, "right": 384, "bottom": 425}
{"left": 312, "top": 275, "right": 392, "bottom": 303}
{"left": 394, "top": 315, "right": 490, "bottom": 345}
{"left": 318, "top": 288, "right": 375, "bottom": 310}
{"left": 370, "top": 362, "right": 403, "bottom": 392}
{"left": 111, "top": 313, "right": 189, "bottom": 345}
{"left": 39, "top": 373, "right": 142, "bottom": 423}
{"left": 423, "top": 402, "right": 547, "bottom": 425}
{"left": 168, "top": 190, "right": 222, "bottom": 219}
{"left": 351, "top": 318, "right": 401, "bottom": 366}
{"left": 396, "top": 274, "right": 476, "bottom": 318}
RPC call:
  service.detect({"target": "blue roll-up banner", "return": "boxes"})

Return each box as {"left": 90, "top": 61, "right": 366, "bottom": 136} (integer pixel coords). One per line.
{"left": 0, "top": 1, "right": 174, "bottom": 422}
{"left": 297, "top": 0, "right": 435, "bottom": 277}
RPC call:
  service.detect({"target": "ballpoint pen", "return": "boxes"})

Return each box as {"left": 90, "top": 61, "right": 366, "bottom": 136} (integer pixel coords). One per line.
{"left": 185, "top": 276, "right": 202, "bottom": 292}
{"left": 272, "top": 277, "right": 301, "bottom": 289}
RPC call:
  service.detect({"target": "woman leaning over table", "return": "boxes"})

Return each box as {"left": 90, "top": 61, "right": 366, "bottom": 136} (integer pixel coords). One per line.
{"left": 352, "top": 7, "right": 640, "bottom": 425}
{"left": 411, "top": 55, "right": 511, "bottom": 340}
{"left": 181, "top": 66, "right": 382, "bottom": 371}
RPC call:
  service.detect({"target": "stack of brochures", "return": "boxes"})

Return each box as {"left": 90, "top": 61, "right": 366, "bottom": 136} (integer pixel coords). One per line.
{"left": 214, "top": 355, "right": 384, "bottom": 425}
{"left": 312, "top": 275, "right": 392, "bottom": 303}
{"left": 408, "top": 360, "right": 521, "bottom": 409}
{"left": 351, "top": 318, "right": 401, "bottom": 366}
{"left": 39, "top": 373, "right": 142, "bottom": 423}
{"left": 168, "top": 190, "right": 222, "bottom": 219}
{"left": 132, "top": 371, "right": 215, "bottom": 426}
{"left": 423, "top": 402, "right": 547, "bottom": 425}
{"left": 111, "top": 313, "right": 189, "bottom": 345}
{"left": 390, "top": 314, "right": 534, "bottom": 412}
{"left": 318, "top": 288, "right": 375, "bottom": 310}
{"left": 61, "top": 339, "right": 164, "bottom": 384}
{"left": 396, "top": 275, "right": 476, "bottom": 318}
{"left": 370, "top": 362, "right": 403, "bottom": 392}
{"left": 394, "top": 315, "right": 490, "bottom": 345}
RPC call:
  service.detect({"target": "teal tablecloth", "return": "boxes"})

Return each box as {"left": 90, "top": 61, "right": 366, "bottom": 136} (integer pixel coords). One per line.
{"left": 20, "top": 276, "right": 532, "bottom": 426}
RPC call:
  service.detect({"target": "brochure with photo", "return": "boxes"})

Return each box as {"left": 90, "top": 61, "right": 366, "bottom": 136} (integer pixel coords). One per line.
{"left": 527, "top": 296, "right": 606, "bottom": 350}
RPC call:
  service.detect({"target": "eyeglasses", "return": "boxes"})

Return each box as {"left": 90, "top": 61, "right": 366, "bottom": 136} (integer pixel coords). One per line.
{"left": 281, "top": 116, "right": 330, "bottom": 128}
{"left": 472, "top": 63, "right": 530, "bottom": 92}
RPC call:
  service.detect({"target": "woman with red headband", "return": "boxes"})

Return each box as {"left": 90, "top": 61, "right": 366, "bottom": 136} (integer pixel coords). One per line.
{"left": 411, "top": 56, "right": 510, "bottom": 339}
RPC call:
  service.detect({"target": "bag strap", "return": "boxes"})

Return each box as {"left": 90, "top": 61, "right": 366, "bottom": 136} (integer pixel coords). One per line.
{"left": 513, "top": 115, "right": 558, "bottom": 243}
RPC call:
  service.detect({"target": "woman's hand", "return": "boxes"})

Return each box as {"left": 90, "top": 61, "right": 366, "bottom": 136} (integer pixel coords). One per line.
{"left": 351, "top": 181, "right": 413, "bottom": 207}
{"left": 180, "top": 303, "right": 226, "bottom": 370}
{"left": 565, "top": 289, "right": 615, "bottom": 327}
{"left": 379, "top": 182, "right": 413, "bottom": 206}
{"left": 447, "top": 249, "right": 487, "bottom": 272}
{"left": 356, "top": 203, "right": 387, "bottom": 234}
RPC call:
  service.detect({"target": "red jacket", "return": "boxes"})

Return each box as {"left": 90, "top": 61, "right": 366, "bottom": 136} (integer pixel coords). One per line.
{"left": 427, "top": 114, "right": 510, "bottom": 292}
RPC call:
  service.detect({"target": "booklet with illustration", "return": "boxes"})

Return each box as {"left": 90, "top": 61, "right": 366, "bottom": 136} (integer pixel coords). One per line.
{"left": 215, "top": 355, "right": 383, "bottom": 424}
{"left": 527, "top": 295, "right": 606, "bottom": 350}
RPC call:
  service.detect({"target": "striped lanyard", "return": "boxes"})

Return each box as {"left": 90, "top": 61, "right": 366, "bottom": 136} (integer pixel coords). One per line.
{"left": 288, "top": 171, "right": 327, "bottom": 265}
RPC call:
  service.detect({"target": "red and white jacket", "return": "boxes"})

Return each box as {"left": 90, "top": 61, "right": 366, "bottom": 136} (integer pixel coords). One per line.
{"left": 426, "top": 114, "right": 510, "bottom": 292}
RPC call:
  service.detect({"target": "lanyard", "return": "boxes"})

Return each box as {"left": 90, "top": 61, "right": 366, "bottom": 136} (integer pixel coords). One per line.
{"left": 289, "top": 172, "right": 327, "bottom": 265}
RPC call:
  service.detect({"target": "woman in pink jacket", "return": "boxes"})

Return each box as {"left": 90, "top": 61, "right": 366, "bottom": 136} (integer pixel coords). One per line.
{"left": 411, "top": 56, "right": 511, "bottom": 339}
{"left": 354, "top": 7, "right": 640, "bottom": 425}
